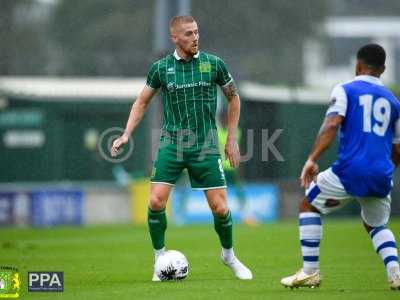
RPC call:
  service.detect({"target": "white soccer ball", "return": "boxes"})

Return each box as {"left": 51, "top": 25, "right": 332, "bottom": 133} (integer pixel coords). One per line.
{"left": 155, "top": 250, "right": 189, "bottom": 281}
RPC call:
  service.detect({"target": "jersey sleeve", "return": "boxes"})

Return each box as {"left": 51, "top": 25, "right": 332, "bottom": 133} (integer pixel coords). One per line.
{"left": 146, "top": 62, "right": 161, "bottom": 89}
{"left": 326, "top": 84, "right": 348, "bottom": 117}
{"left": 216, "top": 58, "right": 233, "bottom": 87}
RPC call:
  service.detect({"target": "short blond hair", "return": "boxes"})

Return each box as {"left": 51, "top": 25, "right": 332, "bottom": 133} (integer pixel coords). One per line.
{"left": 169, "top": 15, "right": 196, "bottom": 32}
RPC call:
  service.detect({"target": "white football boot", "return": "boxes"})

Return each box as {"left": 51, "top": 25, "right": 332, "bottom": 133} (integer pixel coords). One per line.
{"left": 281, "top": 269, "right": 320, "bottom": 289}
{"left": 152, "top": 249, "right": 165, "bottom": 282}
{"left": 221, "top": 251, "right": 253, "bottom": 280}
{"left": 152, "top": 271, "right": 161, "bottom": 282}
{"left": 389, "top": 266, "right": 400, "bottom": 290}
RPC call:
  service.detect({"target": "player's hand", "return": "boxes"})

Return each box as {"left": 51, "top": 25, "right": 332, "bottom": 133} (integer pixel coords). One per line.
{"left": 300, "top": 158, "right": 319, "bottom": 188}
{"left": 225, "top": 138, "right": 240, "bottom": 168}
{"left": 110, "top": 134, "right": 129, "bottom": 157}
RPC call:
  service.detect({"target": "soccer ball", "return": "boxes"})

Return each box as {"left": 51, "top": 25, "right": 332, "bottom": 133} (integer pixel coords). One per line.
{"left": 155, "top": 250, "right": 189, "bottom": 281}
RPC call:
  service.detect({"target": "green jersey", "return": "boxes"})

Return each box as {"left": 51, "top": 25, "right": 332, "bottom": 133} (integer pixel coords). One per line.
{"left": 146, "top": 50, "right": 233, "bottom": 149}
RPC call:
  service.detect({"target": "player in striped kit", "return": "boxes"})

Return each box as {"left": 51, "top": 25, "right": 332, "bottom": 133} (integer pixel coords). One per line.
{"left": 281, "top": 44, "right": 400, "bottom": 290}
{"left": 111, "top": 15, "right": 252, "bottom": 281}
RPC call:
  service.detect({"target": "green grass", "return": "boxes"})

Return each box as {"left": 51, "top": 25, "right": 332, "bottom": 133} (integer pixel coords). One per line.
{"left": 1, "top": 219, "right": 399, "bottom": 300}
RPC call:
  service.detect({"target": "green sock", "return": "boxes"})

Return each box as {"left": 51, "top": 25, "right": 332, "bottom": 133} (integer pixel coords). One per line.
{"left": 148, "top": 207, "right": 167, "bottom": 250}
{"left": 213, "top": 210, "right": 233, "bottom": 249}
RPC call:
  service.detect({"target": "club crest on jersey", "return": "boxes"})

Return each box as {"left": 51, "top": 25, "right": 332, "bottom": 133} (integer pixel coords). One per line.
{"left": 167, "top": 67, "right": 175, "bottom": 75}
{"left": 199, "top": 62, "right": 211, "bottom": 73}
{"left": 329, "top": 97, "right": 337, "bottom": 107}
{"left": 167, "top": 82, "right": 176, "bottom": 92}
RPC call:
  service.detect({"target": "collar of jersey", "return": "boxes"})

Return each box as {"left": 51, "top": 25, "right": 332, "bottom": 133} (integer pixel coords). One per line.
{"left": 354, "top": 75, "right": 384, "bottom": 86}
{"left": 173, "top": 49, "right": 199, "bottom": 61}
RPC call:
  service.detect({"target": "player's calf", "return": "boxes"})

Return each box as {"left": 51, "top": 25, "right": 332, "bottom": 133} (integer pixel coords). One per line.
{"left": 281, "top": 197, "right": 322, "bottom": 288}
{"left": 299, "top": 198, "right": 322, "bottom": 275}
{"left": 367, "top": 225, "right": 400, "bottom": 290}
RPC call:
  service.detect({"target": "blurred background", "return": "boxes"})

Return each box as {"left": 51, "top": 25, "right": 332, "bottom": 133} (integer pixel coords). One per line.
{"left": 1, "top": 0, "right": 400, "bottom": 227}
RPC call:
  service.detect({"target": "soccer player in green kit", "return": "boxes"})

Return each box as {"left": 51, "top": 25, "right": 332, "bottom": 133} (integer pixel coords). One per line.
{"left": 111, "top": 15, "right": 252, "bottom": 281}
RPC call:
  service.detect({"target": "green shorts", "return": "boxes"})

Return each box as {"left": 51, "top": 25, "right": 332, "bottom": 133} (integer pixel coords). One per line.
{"left": 150, "top": 141, "right": 227, "bottom": 190}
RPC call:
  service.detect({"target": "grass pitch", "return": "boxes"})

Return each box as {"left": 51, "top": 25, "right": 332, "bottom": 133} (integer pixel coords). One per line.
{"left": 2, "top": 219, "right": 399, "bottom": 300}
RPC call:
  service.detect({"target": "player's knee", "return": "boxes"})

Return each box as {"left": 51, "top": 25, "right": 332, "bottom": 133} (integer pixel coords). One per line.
{"left": 362, "top": 221, "right": 374, "bottom": 233}
{"left": 299, "top": 197, "right": 311, "bottom": 212}
{"left": 213, "top": 206, "right": 228, "bottom": 217}
{"left": 209, "top": 196, "right": 228, "bottom": 217}
{"left": 211, "top": 202, "right": 228, "bottom": 217}
{"left": 149, "top": 194, "right": 166, "bottom": 211}
{"left": 299, "top": 197, "right": 320, "bottom": 213}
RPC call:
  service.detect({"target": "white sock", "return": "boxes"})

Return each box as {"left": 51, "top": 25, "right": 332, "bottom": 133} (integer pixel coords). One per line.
{"left": 370, "top": 226, "right": 399, "bottom": 278}
{"left": 154, "top": 247, "right": 165, "bottom": 261}
{"left": 222, "top": 247, "right": 235, "bottom": 262}
{"left": 299, "top": 212, "right": 322, "bottom": 275}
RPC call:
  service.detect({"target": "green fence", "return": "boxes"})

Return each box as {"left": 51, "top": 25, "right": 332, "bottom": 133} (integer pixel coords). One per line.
{"left": 241, "top": 100, "right": 338, "bottom": 181}
{"left": 0, "top": 96, "right": 151, "bottom": 182}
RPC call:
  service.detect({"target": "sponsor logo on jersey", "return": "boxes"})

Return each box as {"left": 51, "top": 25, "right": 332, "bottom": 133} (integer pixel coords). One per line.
{"left": 167, "top": 81, "right": 211, "bottom": 92}
{"left": 199, "top": 62, "right": 211, "bottom": 73}
{"left": 167, "top": 67, "right": 175, "bottom": 75}
{"left": 175, "top": 81, "right": 211, "bottom": 90}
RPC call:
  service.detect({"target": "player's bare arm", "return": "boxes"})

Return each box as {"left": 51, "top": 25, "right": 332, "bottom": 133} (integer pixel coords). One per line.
{"left": 300, "top": 114, "right": 343, "bottom": 188}
{"left": 110, "top": 86, "right": 157, "bottom": 157}
{"left": 222, "top": 80, "right": 241, "bottom": 168}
